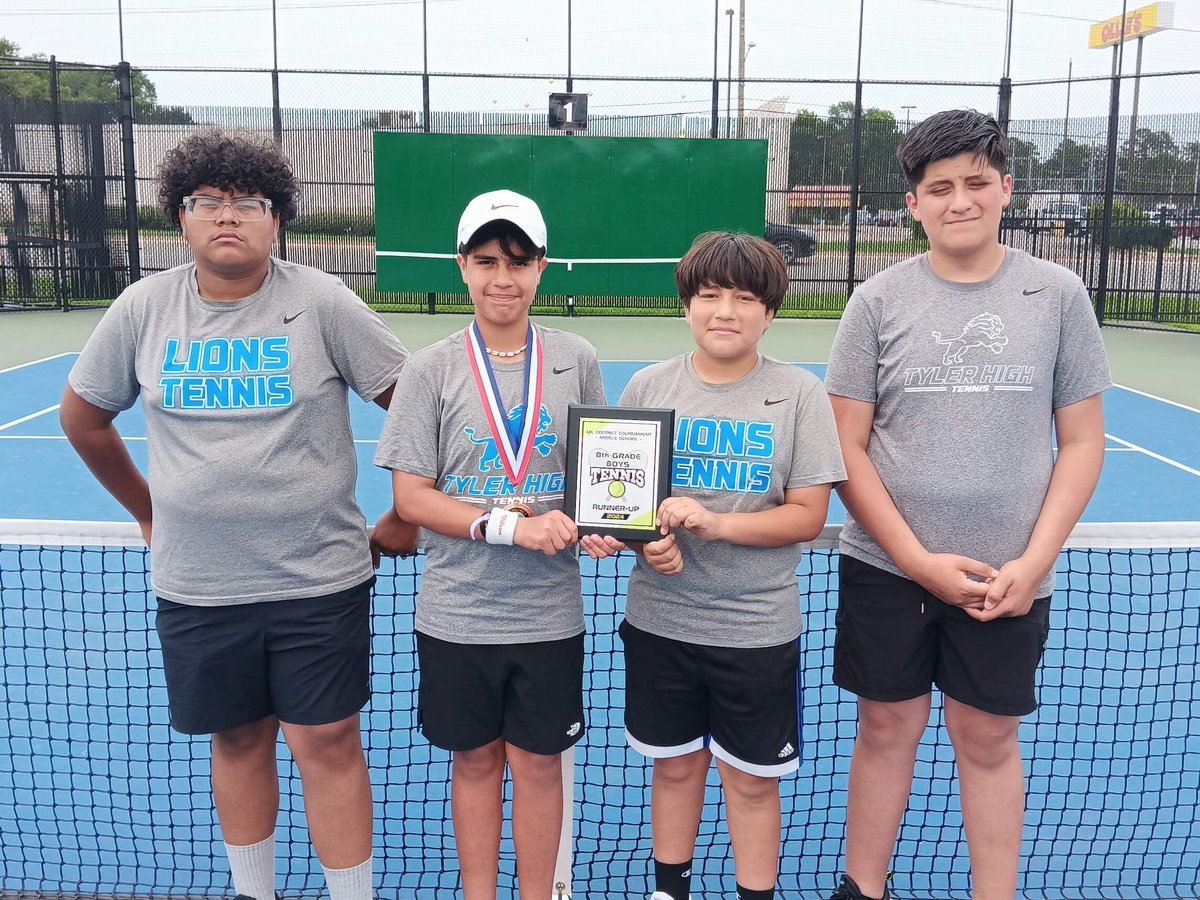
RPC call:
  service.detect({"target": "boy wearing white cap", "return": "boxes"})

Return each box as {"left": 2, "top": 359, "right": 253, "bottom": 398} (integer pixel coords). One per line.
{"left": 375, "top": 190, "right": 612, "bottom": 899}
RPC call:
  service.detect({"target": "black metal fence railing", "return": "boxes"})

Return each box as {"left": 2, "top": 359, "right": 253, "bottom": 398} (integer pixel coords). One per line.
{"left": 1, "top": 57, "right": 1198, "bottom": 329}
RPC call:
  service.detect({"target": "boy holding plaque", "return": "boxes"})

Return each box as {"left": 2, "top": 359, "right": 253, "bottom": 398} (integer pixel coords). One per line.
{"left": 612, "top": 232, "right": 846, "bottom": 900}
{"left": 374, "top": 190, "right": 612, "bottom": 900}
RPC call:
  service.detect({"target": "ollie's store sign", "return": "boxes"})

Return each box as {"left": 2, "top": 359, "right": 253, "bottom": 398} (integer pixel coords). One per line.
{"left": 1088, "top": 2, "right": 1174, "bottom": 49}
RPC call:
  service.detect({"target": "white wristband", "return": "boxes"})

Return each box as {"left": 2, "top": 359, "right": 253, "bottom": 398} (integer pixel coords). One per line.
{"left": 485, "top": 507, "right": 519, "bottom": 546}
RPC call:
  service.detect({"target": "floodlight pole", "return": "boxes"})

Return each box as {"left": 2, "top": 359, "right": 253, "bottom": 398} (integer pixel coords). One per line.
{"left": 710, "top": 0, "right": 720, "bottom": 138}
{"left": 117, "top": 0, "right": 126, "bottom": 61}
{"left": 736, "top": 0, "right": 745, "bottom": 139}
{"left": 270, "top": 0, "right": 286, "bottom": 260}
{"left": 725, "top": 9, "right": 734, "bottom": 139}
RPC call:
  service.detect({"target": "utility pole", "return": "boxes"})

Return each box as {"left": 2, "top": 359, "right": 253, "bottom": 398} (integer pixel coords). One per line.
{"left": 736, "top": 0, "right": 746, "bottom": 139}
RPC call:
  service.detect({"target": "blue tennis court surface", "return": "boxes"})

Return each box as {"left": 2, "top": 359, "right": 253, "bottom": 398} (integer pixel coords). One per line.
{"left": 1, "top": 354, "right": 1198, "bottom": 523}
{"left": 1, "top": 353, "right": 1198, "bottom": 899}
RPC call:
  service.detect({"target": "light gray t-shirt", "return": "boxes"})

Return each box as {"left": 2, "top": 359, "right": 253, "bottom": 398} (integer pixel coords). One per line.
{"left": 68, "top": 259, "right": 409, "bottom": 606}
{"left": 620, "top": 353, "right": 846, "bottom": 648}
{"left": 825, "top": 249, "right": 1112, "bottom": 596}
{"left": 374, "top": 324, "right": 605, "bottom": 645}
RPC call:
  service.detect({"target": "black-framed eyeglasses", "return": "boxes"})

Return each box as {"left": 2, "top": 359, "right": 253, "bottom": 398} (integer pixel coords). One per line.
{"left": 182, "top": 195, "right": 274, "bottom": 221}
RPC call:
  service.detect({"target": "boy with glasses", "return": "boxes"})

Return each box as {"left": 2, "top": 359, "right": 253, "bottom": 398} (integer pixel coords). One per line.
{"left": 61, "top": 130, "right": 412, "bottom": 900}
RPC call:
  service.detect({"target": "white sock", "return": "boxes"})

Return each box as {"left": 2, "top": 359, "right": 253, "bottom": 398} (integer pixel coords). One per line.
{"left": 323, "top": 856, "right": 373, "bottom": 900}
{"left": 225, "top": 834, "right": 276, "bottom": 900}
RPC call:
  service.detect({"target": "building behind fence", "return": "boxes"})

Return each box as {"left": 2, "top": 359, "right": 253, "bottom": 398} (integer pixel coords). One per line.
{"left": 2, "top": 57, "right": 1199, "bottom": 327}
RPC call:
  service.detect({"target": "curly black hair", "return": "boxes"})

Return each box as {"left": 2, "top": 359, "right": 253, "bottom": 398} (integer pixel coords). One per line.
{"left": 157, "top": 130, "right": 299, "bottom": 227}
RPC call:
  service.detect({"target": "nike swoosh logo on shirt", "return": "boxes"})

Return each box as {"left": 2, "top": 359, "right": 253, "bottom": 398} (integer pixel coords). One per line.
{"left": 283, "top": 310, "right": 307, "bottom": 324}
{"left": 1022, "top": 287, "right": 1047, "bottom": 295}
{"left": 764, "top": 397, "right": 788, "bottom": 406}
{"left": 553, "top": 365, "right": 577, "bottom": 375}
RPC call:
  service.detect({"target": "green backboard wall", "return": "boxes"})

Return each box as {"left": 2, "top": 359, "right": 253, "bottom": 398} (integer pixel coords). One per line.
{"left": 374, "top": 133, "right": 768, "bottom": 296}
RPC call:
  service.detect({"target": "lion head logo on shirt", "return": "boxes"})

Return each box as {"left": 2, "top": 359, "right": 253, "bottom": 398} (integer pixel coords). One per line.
{"left": 464, "top": 404, "right": 558, "bottom": 473}
{"left": 931, "top": 313, "right": 1009, "bottom": 365}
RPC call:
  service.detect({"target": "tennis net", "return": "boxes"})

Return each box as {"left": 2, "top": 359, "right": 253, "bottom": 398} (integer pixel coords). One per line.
{"left": 1, "top": 519, "right": 1198, "bottom": 899}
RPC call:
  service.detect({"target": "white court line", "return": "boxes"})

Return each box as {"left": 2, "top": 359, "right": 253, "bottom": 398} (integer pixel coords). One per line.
{"left": 0, "top": 352, "right": 76, "bottom": 376}
{"left": 1112, "top": 383, "right": 1200, "bottom": 415}
{"left": 0, "top": 404, "right": 61, "bottom": 433}
{"left": 1105, "top": 432, "right": 1200, "bottom": 478}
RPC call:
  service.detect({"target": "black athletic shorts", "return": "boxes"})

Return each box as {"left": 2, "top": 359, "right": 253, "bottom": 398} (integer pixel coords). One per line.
{"left": 620, "top": 619, "right": 802, "bottom": 777}
{"left": 833, "top": 554, "right": 1051, "bottom": 717}
{"left": 155, "top": 577, "right": 374, "bottom": 735}
{"left": 415, "top": 630, "right": 585, "bottom": 756}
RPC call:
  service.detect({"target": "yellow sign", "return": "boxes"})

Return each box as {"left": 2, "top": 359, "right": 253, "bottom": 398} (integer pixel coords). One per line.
{"left": 1089, "top": 2, "right": 1174, "bottom": 49}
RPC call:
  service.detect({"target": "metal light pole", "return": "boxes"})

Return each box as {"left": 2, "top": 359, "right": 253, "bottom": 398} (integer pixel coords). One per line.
{"left": 117, "top": 0, "right": 126, "bottom": 60}
{"left": 738, "top": 41, "right": 755, "bottom": 139}
{"left": 724, "top": 8, "right": 734, "bottom": 139}
{"left": 900, "top": 105, "right": 915, "bottom": 132}
{"left": 710, "top": 0, "right": 720, "bottom": 138}
{"left": 735, "top": 0, "right": 747, "bottom": 138}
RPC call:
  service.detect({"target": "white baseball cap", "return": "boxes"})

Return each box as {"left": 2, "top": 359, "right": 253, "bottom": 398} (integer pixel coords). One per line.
{"left": 456, "top": 189, "right": 548, "bottom": 252}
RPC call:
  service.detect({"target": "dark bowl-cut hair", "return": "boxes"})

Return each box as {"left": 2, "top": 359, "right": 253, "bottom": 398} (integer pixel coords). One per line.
{"left": 458, "top": 219, "right": 545, "bottom": 260}
{"left": 158, "top": 130, "right": 299, "bottom": 227}
{"left": 897, "top": 108, "right": 1008, "bottom": 189}
{"left": 675, "top": 231, "right": 789, "bottom": 314}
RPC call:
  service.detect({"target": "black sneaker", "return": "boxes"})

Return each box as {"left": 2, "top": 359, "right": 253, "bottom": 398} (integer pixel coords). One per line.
{"left": 829, "top": 874, "right": 894, "bottom": 900}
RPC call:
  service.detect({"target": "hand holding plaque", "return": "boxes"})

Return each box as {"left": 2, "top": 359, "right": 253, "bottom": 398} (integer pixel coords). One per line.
{"left": 563, "top": 405, "right": 674, "bottom": 543}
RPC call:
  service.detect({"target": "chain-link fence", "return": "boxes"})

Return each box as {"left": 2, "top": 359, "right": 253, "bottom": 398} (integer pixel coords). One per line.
{"left": 2, "top": 55, "right": 1198, "bottom": 327}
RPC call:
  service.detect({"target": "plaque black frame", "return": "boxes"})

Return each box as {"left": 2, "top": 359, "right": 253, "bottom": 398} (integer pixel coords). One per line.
{"left": 563, "top": 405, "right": 674, "bottom": 542}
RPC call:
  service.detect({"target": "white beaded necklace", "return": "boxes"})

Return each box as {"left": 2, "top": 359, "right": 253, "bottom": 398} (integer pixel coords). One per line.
{"left": 484, "top": 344, "right": 527, "bottom": 358}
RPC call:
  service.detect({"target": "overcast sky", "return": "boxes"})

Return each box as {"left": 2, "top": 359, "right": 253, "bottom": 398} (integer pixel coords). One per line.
{"left": 5, "top": 0, "right": 1199, "bottom": 124}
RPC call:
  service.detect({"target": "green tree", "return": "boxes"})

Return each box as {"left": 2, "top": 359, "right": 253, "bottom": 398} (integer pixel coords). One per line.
{"left": 1005, "top": 135, "right": 1041, "bottom": 188}
{"left": 786, "top": 102, "right": 905, "bottom": 212}
{"left": 0, "top": 37, "right": 192, "bottom": 123}
{"left": 1040, "top": 138, "right": 1100, "bottom": 189}
{"left": 1120, "top": 128, "right": 1192, "bottom": 204}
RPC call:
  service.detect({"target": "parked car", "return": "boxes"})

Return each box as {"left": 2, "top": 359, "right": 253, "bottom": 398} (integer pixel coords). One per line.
{"left": 764, "top": 221, "right": 817, "bottom": 264}
{"left": 876, "top": 208, "right": 910, "bottom": 227}
{"left": 843, "top": 208, "right": 876, "bottom": 226}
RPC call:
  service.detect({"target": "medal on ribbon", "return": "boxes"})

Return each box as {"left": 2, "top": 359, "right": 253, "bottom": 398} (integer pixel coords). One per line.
{"left": 465, "top": 321, "right": 544, "bottom": 488}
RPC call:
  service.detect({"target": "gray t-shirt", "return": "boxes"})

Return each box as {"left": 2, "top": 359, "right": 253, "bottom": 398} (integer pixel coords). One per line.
{"left": 620, "top": 353, "right": 846, "bottom": 648}
{"left": 68, "top": 259, "right": 409, "bottom": 606}
{"left": 825, "top": 249, "right": 1112, "bottom": 596}
{"left": 374, "top": 324, "right": 606, "bottom": 645}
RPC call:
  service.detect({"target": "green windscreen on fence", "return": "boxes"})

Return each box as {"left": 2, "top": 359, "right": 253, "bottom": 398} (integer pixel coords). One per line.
{"left": 373, "top": 132, "right": 768, "bottom": 296}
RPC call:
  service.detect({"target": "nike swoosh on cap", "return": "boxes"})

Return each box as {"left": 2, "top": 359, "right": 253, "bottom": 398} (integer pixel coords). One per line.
{"left": 491, "top": 203, "right": 517, "bottom": 210}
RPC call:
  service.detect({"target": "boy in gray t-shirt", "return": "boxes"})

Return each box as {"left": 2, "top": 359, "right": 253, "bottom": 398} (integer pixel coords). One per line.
{"left": 823, "top": 110, "right": 1110, "bottom": 900}
{"left": 600, "top": 232, "right": 845, "bottom": 900}
{"left": 374, "top": 190, "right": 611, "bottom": 900}
{"left": 61, "top": 132, "right": 411, "bottom": 900}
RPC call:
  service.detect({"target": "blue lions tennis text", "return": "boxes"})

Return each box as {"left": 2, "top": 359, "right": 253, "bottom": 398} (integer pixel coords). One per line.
{"left": 158, "top": 336, "right": 294, "bottom": 409}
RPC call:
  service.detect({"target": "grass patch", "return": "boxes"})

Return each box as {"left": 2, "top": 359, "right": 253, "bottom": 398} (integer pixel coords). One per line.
{"left": 1099, "top": 292, "right": 1200, "bottom": 331}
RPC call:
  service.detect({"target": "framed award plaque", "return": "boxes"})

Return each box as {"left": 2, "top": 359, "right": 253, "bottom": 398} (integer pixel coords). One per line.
{"left": 563, "top": 405, "right": 675, "bottom": 542}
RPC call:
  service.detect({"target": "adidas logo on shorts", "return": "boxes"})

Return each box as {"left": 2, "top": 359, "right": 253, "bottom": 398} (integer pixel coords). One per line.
{"left": 778, "top": 742, "right": 795, "bottom": 758}
{"left": 566, "top": 722, "right": 581, "bottom": 737}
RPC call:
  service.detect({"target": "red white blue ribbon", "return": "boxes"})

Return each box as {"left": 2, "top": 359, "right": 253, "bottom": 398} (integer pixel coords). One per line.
{"left": 465, "top": 321, "right": 544, "bottom": 487}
